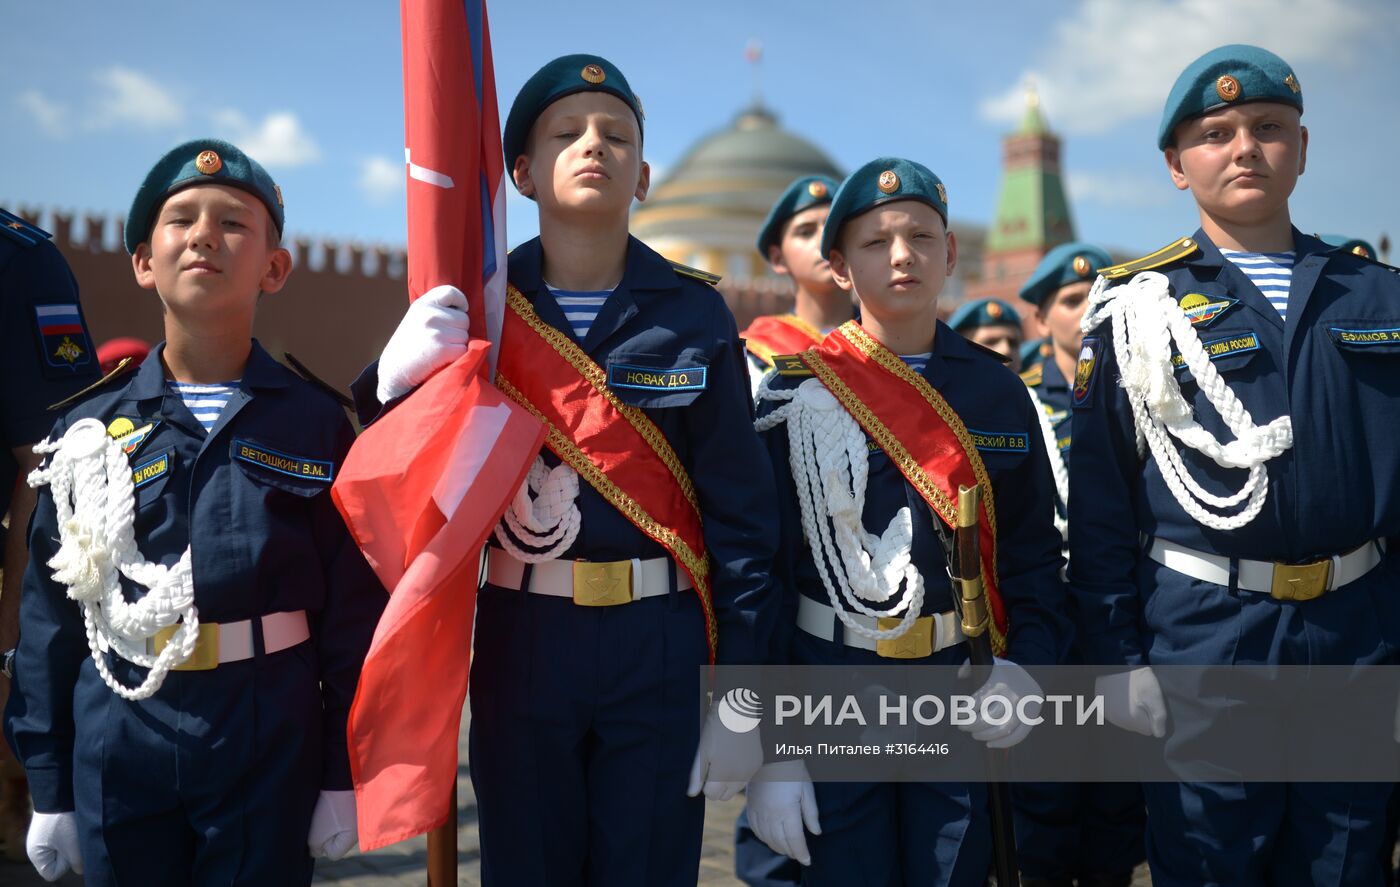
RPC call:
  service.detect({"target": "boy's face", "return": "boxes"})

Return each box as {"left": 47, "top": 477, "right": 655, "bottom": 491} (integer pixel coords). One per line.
{"left": 768, "top": 205, "right": 838, "bottom": 295}
{"left": 1037, "top": 280, "right": 1090, "bottom": 356}
{"left": 132, "top": 184, "right": 290, "bottom": 321}
{"left": 1164, "top": 102, "right": 1307, "bottom": 226}
{"left": 512, "top": 92, "right": 649, "bottom": 218}
{"left": 828, "top": 200, "right": 955, "bottom": 324}
{"left": 968, "top": 324, "right": 1023, "bottom": 370}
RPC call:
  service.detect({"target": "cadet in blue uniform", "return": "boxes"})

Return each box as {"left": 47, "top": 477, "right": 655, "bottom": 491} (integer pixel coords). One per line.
{"left": 1070, "top": 45, "right": 1400, "bottom": 885}
{"left": 948, "top": 297, "right": 1025, "bottom": 372}
{"left": 6, "top": 139, "right": 385, "bottom": 885}
{"left": 746, "top": 158, "right": 1070, "bottom": 886}
{"left": 0, "top": 208, "right": 101, "bottom": 861}
{"left": 355, "top": 55, "right": 779, "bottom": 887}
{"left": 1013, "top": 243, "right": 1145, "bottom": 887}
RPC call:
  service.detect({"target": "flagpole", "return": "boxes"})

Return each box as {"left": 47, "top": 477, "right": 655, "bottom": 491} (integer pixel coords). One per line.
{"left": 426, "top": 783, "right": 457, "bottom": 886}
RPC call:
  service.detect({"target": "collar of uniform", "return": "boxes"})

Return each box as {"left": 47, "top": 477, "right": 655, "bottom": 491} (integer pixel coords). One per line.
{"left": 507, "top": 234, "right": 681, "bottom": 297}
{"left": 932, "top": 319, "right": 989, "bottom": 362}
{"left": 1183, "top": 225, "right": 1324, "bottom": 270}
{"left": 121, "top": 339, "right": 287, "bottom": 403}
{"left": 1041, "top": 352, "right": 1071, "bottom": 392}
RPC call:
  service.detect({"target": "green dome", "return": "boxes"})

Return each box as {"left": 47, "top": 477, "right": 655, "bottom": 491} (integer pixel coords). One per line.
{"left": 632, "top": 104, "right": 843, "bottom": 263}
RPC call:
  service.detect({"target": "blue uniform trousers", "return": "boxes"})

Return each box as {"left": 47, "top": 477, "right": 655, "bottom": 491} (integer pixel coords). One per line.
{"left": 72, "top": 649, "right": 321, "bottom": 887}
{"left": 791, "top": 629, "right": 992, "bottom": 887}
{"left": 467, "top": 582, "right": 708, "bottom": 887}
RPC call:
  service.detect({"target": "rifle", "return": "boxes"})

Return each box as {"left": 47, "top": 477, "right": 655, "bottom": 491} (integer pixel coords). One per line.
{"left": 951, "top": 483, "right": 1019, "bottom": 886}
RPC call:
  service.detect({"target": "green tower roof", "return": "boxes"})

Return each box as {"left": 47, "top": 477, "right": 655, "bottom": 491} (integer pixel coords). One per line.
{"left": 986, "top": 90, "right": 1075, "bottom": 254}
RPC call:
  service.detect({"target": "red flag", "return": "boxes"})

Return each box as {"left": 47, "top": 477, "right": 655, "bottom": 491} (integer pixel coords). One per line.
{"left": 331, "top": 0, "right": 542, "bottom": 851}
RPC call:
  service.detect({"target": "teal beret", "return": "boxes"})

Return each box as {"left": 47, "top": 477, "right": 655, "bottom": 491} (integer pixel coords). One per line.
{"left": 503, "top": 54, "right": 644, "bottom": 177}
{"left": 1019, "top": 241, "right": 1112, "bottom": 307}
{"left": 1158, "top": 44, "right": 1303, "bottom": 149}
{"left": 1318, "top": 233, "right": 1378, "bottom": 260}
{"left": 820, "top": 157, "right": 948, "bottom": 260}
{"left": 1020, "top": 336, "right": 1052, "bottom": 369}
{"left": 125, "top": 139, "right": 283, "bottom": 255}
{"left": 948, "top": 298, "right": 1021, "bottom": 333}
{"left": 756, "top": 175, "right": 839, "bottom": 260}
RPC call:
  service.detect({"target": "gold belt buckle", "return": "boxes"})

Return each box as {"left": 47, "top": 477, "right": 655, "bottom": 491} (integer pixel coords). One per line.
{"left": 153, "top": 623, "right": 220, "bottom": 671}
{"left": 1271, "top": 558, "right": 1331, "bottom": 602}
{"left": 875, "top": 615, "right": 934, "bottom": 659}
{"left": 572, "top": 560, "right": 634, "bottom": 606}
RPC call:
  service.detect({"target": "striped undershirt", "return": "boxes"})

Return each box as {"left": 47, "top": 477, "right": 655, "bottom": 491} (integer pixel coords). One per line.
{"left": 546, "top": 285, "right": 613, "bottom": 341}
{"left": 899, "top": 352, "right": 932, "bottom": 375}
{"left": 168, "top": 380, "right": 238, "bottom": 433}
{"left": 1219, "top": 248, "right": 1295, "bottom": 321}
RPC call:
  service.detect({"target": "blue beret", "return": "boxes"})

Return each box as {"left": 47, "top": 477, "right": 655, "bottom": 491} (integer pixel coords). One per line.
{"left": 756, "top": 175, "right": 840, "bottom": 260}
{"left": 1019, "top": 241, "right": 1113, "bottom": 307}
{"left": 503, "top": 54, "right": 644, "bottom": 177}
{"left": 1158, "top": 44, "right": 1303, "bottom": 150}
{"left": 820, "top": 157, "right": 948, "bottom": 260}
{"left": 1318, "top": 233, "right": 1377, "bottom": 260}
{"left": 948, "top": 298, "right": 1022, "bottom": 333}
{"left": 1020, "top": 336, "right": 1052, "bottom": 368}
{"left": 125, "top": 139, "right": 283, "bottom": 255}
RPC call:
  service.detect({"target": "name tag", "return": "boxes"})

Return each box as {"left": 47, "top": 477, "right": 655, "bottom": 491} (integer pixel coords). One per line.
{"left": 967, "top": 428, "right": 1030, "bottom": 453}
{"left": 1330, "top": 326, "right": 1400, "bottom": 345}
{"left": 607, "top": 363, "right": 708, "bottom": 392}
{"left": 233, "top": 439, "right": 334, "bottom": 482}
{"left": 132, "top": 451, "right": 171, "bottom": 488}
{"left": 1172, "top": 330, "right": 1261, "bottom": 373}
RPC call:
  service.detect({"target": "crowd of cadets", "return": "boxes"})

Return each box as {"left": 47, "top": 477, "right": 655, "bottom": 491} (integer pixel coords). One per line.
{"left": 1, "top": 39, "right": 1397, "bottom": 887}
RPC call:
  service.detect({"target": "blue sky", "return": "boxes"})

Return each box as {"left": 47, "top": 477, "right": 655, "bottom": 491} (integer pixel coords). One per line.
{"left": 4, "top": 0, "right": 1399, "bottom": 260}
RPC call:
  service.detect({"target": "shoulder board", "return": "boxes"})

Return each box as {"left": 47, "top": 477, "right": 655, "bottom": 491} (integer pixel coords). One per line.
{"left": 1019, "top": 363, "right": 1043, "bottom": 387}
{"left": 284, "top": 352, "right": 354, "bottom": 409}
{"left": 0, "top": 209, "right": 52, "bottom": 248}
{"left": 47, "top": 358, "right": 135, "bottom": 411}
{"left": 772, "top": 353, "right": 813, "bottom": 377}
{"left": 966, "top": 339, "right": 1012, "bottom": 364}
{"left": 1331, "top": 248, "right": 1400, "bottom": 274}
{"left": 1098, "top": 236, "right": 1200, "bottom": 280}
{"left": 668, "top": 259, "right": 722, "bottom": 286}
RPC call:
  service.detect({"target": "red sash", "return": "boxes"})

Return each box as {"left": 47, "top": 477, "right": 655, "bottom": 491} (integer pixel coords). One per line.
{"left": 742, "top": 314, "right": 824, "bottom": 368}
{"left": 801, "top": 322, "right": 1008, "bottom": 654}
{"left": 495, "top": 287, "right": 716, "bottom": 660}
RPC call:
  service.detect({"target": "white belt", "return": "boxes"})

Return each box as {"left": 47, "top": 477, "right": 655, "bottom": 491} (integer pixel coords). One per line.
{"left": 137, "top": 610, "right": 310, "bottom": 668}
{"left": 485, "top": 549, "right": 691, "bottom": 600}
{"left": 1147, "top": 537, "right": 1383, "bottom": 598}
{"left": 796, "top": 595, "right": 965, "bottom": 655}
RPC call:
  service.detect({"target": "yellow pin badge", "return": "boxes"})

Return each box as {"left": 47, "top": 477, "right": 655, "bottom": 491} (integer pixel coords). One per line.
{"left": 807, "top": 180, "right": 828, "bottom": 199}
{"left": 581, "top": 64, "right": 606, "bottom": 84}
{"left": 1072, "top": 255, "right": 1092, "bottom": 277}
{"left": 195, "top": 150, "right": 222, "bottom": 175}
{"left": 877, "top": 170, "right": 900, "bottom": 194}
{"left": 1177, "top": 292, "right": 1239, "bottom": 328}
{"left": 107, "top": 417, "right": 160, "bottom": 456}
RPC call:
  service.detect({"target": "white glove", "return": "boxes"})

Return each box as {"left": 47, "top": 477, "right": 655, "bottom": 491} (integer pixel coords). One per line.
{"left": 307, "top": 789, "right": 358, "bottom": 860}
{"left": 376, "top": 284, "right": 470, "bottom": 403}
{"left": 1096, "top": 666, "right": 1167, "bottom": 738}
{"left": 957, "top": 657, "right": 1044, "bottom": 749}
{"left": 26, "top": 811, "right": 83, "bottom": 881}
{"left": 746, "top": 760, "right": 821, "bottom": 866}
{"left": 687, "top": 706, "right": 764, "bottom": 801}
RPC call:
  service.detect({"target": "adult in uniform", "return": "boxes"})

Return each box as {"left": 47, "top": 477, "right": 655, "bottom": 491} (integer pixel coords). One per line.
{"left": 1070, "top": 45, "right": 1400, "bottom": 885}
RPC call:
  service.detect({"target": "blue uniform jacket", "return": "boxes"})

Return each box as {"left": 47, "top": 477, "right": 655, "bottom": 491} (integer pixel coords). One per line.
{"left": 0, "top": 217, "right": 99, "bottom": 516}
{"left": 9, "top": 341, "right": 386, "bottom": 811}
{"left": 352, "top": 236, "right": 780, "bottom": 666}
{"left": 1069, "top": 228, "right": 1400, "bottom": 666}
{"left": 758, "top": 322, "right": 1071, "bottom": 666}
{"left": 1025, "top": 356, "right": 1073, "bottom": 454}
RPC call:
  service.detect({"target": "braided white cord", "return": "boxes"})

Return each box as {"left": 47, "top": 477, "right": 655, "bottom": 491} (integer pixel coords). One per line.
{"left": 492, "top": 456, "right": 581, "bottom": 562}
{"left": 27, "top": 419, "right": 197, "bottom": 701}
{"left": 756, "top": 377, "right": 924, "bottom": 641}
{"left": 1025, "top": 385, "right": 1069, "bottom": 541}
{"left": 1080, "top": 272, "right": 1292, "bottom": 530}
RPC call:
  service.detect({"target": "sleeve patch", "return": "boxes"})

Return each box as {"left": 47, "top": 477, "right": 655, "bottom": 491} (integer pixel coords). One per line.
{"left": 33, "top": 304, "right": 93, "bottom": 371}
{"left": 1072, "top": 336, "right": 1102, "bottom": 407}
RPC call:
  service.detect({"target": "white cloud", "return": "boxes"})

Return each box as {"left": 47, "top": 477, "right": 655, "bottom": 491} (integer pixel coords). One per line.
{"left": 358, "top": 155, "right": 403, "bottom": 205}
{"left": 211, "top": 109, "right": 321, "bottom": 168}
{"left": 1067, "top": 170, "right": 1173, "bottom": 208}
{"left": 91, "top": 66, "right": 182, "bottom": 129}
{"left": 981, "top": 0, "right": 1374, "bottom": 135}
{"left": 18, "top": 89, "right": 70, "bottom": 137}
